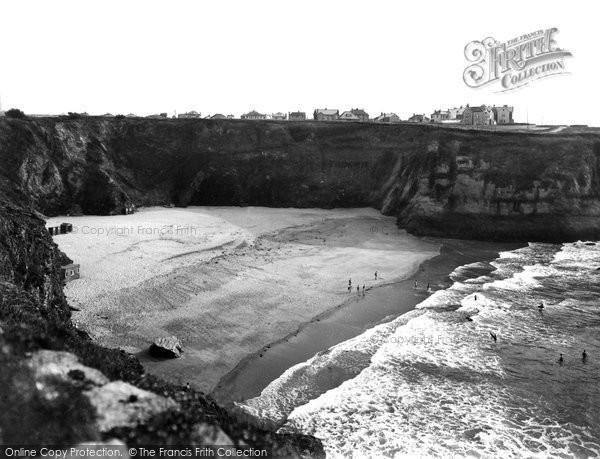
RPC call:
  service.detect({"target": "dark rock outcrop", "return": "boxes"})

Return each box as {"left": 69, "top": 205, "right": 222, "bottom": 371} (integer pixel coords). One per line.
{"left": 149, "top": 336, "right": 183, "bottom": 358}
{"left": 2, "top": 116, "right": 600, "bottom": 242}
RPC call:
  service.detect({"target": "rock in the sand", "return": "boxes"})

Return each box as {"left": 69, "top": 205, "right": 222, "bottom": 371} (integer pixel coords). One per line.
{"left": 149, "top": 336, "right": 183, "bottom": 358}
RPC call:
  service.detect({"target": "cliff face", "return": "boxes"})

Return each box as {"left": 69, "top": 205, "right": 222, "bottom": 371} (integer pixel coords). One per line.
{"left": 2, "top": 116, "right": 600, "bottom": 242}
{"left": 1, "top": 119, "right": 598, "bottom": 448}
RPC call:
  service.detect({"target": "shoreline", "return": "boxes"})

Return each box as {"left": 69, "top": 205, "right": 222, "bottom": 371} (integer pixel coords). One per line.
{"left": 212, "top": 238, "right": 524, "bottom": 409}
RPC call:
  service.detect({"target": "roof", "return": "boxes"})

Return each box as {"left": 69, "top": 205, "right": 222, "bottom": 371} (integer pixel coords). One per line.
{"left": 314, "top": 109, "right": 339, "bottom": 115}
{"left": 272, "top": 112, "right": 286, "bottom": 116}
{"left": 350, "top": 108, "right": 369, "bottom": 116}
{"left": 243, "top": 110, "right": 265, "bottom": 117}
{"left": 339, "top": 111, "right": 360, "bottom": 119}
{"left": 211, "top": 114, "right": 226, "bottom": 119}
{"left": 466, "top": 106, "right": 489, "bottom": 112}
{"left": 289, "top": 111, "right": 306, "bottom": 116}
{"left": 61, "top": 263, "right": 80, "bottom": 269}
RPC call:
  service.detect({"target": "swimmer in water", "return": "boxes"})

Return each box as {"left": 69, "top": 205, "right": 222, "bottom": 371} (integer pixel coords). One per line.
{"left": 538, "top": 302, "right": 545, "bottom": 314}
{"left": 559, "top": 353, "right": 564, "bottom": 365}
{"left": 489, "top": 332, "right": 497, "bottom": 342}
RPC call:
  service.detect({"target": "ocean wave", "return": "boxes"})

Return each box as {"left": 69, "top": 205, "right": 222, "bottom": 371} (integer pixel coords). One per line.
{"left": 245, "top": 241, "right": 600, "bottom": 457}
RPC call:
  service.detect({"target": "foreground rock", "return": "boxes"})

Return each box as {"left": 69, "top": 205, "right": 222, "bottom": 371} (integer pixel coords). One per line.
{"left": 27, "top": 350, "right": 177, "bottom": 432}
{"left": 149, "top": 336, "right": 183, "bottom": 358}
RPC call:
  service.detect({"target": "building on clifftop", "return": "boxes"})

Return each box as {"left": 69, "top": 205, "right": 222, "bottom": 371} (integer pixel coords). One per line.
{"left": 313, "top": 108, "right": 339, "bottom": 121}
{"left": 241, "top": 110, "right": 267, "bottom": 120}
{"left": 288, "top": 111, "right": 306, "bottom": 121}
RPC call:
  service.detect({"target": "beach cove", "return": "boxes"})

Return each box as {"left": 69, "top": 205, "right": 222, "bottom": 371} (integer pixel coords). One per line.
{"left": 47, "top": 206, "right": 439, "bottom": 393}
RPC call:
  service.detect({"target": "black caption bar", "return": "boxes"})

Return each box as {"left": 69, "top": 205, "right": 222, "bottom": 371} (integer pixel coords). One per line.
{"left": 1, "top": 445, "right": 273, "bottom": 458}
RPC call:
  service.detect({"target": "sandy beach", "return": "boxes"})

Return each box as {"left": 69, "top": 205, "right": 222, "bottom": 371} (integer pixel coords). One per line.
{"left": 217, "top": 239, "right": 522, "bottom": 427}
{"left": 47, "top": 206, "right": 438, "bottom": 392}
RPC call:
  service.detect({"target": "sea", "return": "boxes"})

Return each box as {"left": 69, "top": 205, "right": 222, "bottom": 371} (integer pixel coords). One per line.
{"left": 237, "top": 241, "right": 600, "bottom": 458}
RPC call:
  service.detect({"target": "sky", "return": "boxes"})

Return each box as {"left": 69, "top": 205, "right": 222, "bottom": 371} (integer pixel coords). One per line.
{"left": 0, "top": 0, "right": 597, "bottom": 125}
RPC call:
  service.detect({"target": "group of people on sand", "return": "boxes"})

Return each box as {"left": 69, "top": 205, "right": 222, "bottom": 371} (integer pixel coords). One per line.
{"left": 348, "top": 278, "right": 366, "bottom": 294}
{"left": 413, "top": 280, "right": 433, "bottom": 293}
{"left": 347, "top": 271, "right": 381, "bottom": 294}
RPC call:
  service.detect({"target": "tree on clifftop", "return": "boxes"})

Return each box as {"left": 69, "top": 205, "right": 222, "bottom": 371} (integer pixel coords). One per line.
{"left": 5, "top": 108, "right": 27, "bottom": 119}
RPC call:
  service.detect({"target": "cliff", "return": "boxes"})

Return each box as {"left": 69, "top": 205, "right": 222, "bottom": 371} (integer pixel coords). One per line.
{"left": 1, "top": 116, "right": 599, "bottom": 450}
{"left": 2, "top": 116, "right": 600, "bottom": 242}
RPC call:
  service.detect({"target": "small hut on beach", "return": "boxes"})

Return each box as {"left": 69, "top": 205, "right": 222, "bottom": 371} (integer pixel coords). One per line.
{"left": 60, "top": 263, "right": 80, "bottom": 283}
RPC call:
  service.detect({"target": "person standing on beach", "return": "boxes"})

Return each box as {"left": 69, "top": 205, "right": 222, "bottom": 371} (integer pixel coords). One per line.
{"left": 362, "top": 285, "right": 365, "bottom": 294}
{"left": 349, "top": 278, "right": 352, "bottom": 287}
{"left": 357, "top": 285, "right": 360, "bottom": 293}
{"left": 582, "top": 350, "right": 588, "bottom": 362}
{"left": 374, "top": 271, "right": 378, "bottom": 280}
{"left": 414, "top": 280, "right": 418, "bottom": 289}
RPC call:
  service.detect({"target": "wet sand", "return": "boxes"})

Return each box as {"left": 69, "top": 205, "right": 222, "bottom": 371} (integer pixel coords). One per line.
{"left": 213, "top": 239, "right": 523, "bottom": 411}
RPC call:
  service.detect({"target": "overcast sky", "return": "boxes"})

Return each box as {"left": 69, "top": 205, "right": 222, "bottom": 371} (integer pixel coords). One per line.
{"left": 0, "top": 0, "right": 597, "bottom": 125}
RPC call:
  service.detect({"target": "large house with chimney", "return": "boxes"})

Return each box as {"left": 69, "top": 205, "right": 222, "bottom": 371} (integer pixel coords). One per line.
{"left": 338, "top": 111, "right": 360, "bottom": 121}
{"left": 448, "top": 106, "right": 466, "bottom": 121}
{"left": 430, "top": 110, "right": 450, "bottom": 123}
{"left": 350, "top": 108, "right": 369, "bottom": 122}
{"left": 408, "top": 113, "right": 430, "bottom": 123}
{"left": 492, "top": 105, "right": 514, "bottom": 124}
{"left": 289, "top": 111, "right": 306, "bottom": 121}
{"left": 241, "top": 110, "right": 267, "bottom": 120}
{"left": 373, "top": 113, "right": 401, "bottom": 123}
{"left": 313, "top": 108, "right": 339, "bottom": 121}
{"left": 461, "top": 105, "right": 495, "bottom": 125}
